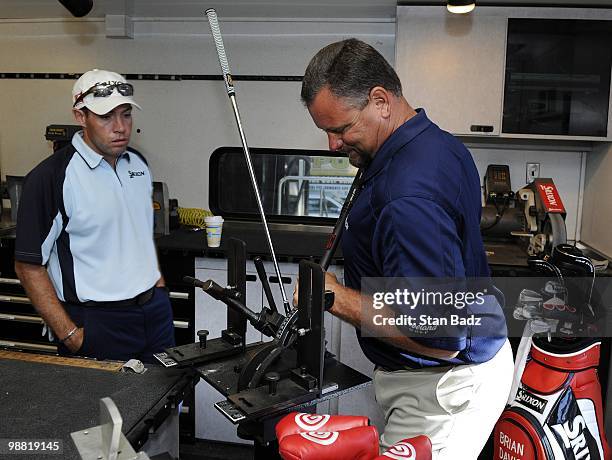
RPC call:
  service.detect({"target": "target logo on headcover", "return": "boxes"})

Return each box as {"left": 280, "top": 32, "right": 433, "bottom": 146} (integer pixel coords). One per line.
{"left": 383, "top": 442, "right": 417, "bottom": 460}
{"left": 300, "top": 431, "right": 339, "bottom": 446}
{"left": 294, "top": 413, "right": 331, "bottom": 432}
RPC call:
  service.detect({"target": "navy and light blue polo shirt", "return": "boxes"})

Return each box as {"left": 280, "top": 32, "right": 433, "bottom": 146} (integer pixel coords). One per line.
{"left": 342, "top": 109, "right": 507, "bottom": 369}
{"left": 15, "top": 132, "right": 160, "bottom": 304}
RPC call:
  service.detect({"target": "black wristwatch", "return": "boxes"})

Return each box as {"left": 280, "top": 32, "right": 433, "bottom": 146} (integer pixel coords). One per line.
{"left": 324, "top": 290, "right": 335, "bottom": 311}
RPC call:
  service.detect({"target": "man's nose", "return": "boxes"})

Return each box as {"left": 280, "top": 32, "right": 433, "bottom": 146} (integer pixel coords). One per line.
{"left": 113, "top": 116, "right": 126, "bottom": 133}
{"left": 327, "top": 133, "right": 343, "bottom": 151}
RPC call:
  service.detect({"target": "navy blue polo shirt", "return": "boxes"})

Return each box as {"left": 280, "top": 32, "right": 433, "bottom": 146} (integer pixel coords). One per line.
{"left": 342, "top": 109, "right": 507, "bottom": 369}
{"left": 15, "top": 132, "right": 160, "bottom": 304}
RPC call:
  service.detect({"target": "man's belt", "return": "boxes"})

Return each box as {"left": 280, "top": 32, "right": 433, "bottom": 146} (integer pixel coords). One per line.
{"left": 79, "top": 286, "right": 156, "bottom": 308}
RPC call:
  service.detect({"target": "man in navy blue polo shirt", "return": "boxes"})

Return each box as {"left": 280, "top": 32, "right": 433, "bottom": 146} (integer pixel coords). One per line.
{"left": 300, "top": 39, "right": 513, "bottom": 458}
{"left": 14, "top": 69, "right": 175, "bottom": 363}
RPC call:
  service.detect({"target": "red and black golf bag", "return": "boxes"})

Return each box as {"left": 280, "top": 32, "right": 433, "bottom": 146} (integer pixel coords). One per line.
{"left": 494, "top": 244, "right": 610, "bottom": 460}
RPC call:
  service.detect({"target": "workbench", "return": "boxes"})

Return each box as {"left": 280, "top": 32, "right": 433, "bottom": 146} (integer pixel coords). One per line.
{"left": 0, "top": 351, "right": 196, "bottom": 459}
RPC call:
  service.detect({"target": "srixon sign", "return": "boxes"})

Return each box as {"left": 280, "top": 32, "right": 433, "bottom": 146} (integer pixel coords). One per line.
{"left": 534, "top": 178, "right": 566, "bottom": 214}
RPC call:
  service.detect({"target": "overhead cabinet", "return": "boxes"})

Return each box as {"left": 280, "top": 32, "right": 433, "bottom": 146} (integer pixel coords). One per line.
{"left": 395, "top": 7, "right": 612, "bottom": 141}
{"left": 503, "top": 18, "right": 612, "bottom": 138}
{"left": 396, "top": 7, "right": 507, "bottom": 136}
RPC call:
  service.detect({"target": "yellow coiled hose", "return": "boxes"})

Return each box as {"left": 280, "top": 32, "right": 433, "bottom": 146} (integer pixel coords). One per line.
{"left": 177, "top": 207, "right": 213, "bottom": 228}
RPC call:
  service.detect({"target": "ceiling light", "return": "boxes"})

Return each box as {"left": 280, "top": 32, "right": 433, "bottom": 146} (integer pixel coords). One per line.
{"left": 57, "top": 0, "right": 93, "bottom": 17}
{"left": 447, "top": 0, "right": 476, "bottom": 14}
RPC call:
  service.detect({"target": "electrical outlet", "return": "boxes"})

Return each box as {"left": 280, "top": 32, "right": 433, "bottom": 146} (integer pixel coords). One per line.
{"left": 526, "top": 162, "right": 540, "bottom": 183}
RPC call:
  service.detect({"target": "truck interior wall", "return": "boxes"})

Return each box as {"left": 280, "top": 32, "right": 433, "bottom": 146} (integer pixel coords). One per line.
{"left": 0, "top": 17, "right": 585, "bottom": 228}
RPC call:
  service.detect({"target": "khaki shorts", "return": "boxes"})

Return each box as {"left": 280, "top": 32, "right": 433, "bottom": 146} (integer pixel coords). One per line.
{"left": 374, "top": 340, "right": 513, "bottom": 459}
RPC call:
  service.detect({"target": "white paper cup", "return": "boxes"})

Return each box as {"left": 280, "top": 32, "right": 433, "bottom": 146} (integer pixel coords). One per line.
{"left": 204, "top": 216, "right": 224, "bottom": 247}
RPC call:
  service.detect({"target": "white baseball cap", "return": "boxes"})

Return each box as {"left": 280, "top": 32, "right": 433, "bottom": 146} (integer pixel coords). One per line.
{"left": 72, "top": 69, "right": 142, "bottom": 115}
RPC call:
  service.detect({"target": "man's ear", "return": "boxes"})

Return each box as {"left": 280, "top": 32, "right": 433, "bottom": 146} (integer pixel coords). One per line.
{"left": 72, "top": 108, "right": 87, "bottom": 128}
{"left": 369, "top": 86, "right": 391, "bottom": 118}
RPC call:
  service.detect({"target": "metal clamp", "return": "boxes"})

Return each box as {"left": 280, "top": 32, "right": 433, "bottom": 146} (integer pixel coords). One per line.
{"left": 71, "top": 397, "right": 151, "bottom": 460}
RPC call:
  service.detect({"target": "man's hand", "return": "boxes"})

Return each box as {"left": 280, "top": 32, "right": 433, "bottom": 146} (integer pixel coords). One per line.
{"left": 293, "top": 268, "right": 460, "bottom": 360}
{"left": 63, "top": 327, "right": 84, "bottom": 353}
{"left": 324, "top": 271, "right": 340, "bottom": 288}
{"left": 292, "top": 278, "right": 299, "bottom": 308}
{"left": 293, "top": 271, "right": 342, "bottom": 308}
{"left": 155, "top": 275, "right": 166, "bottom": 289}
{"left": 15, "top": 261, "right": 80, "bottom": 351}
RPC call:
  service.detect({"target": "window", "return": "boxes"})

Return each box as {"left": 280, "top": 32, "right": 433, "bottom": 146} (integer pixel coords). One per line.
{"left": 209, "top": 147, "right": 358, "bottom": 223}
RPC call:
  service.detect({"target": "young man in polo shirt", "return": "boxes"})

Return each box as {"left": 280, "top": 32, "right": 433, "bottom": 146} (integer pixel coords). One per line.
{"left": 299, "top": 39, "right": 514, "bottom": 458}
{"left": 15, "top": 69, "right": 175, "bottom": 363}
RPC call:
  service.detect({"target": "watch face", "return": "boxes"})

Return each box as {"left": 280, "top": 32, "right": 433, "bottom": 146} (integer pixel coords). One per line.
{"left": 324, "top": 290, "right": 335, "bottom": 311}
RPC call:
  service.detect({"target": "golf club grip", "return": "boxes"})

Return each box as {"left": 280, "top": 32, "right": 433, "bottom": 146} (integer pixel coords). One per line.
{"left": 320, "top": 169, "right": 364, "bottom": 270}
{"left": 205, "top": 8, "right": 234, "bottom": 95}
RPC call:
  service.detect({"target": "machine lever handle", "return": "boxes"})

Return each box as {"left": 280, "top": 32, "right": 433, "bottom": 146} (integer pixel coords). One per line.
{"left": 254, "top": 257, "right": 278, "bottom": 314}
{"left": 184, "top": 276, "right": 278, "bottom": 334}
{"left": 184, "top": 275, "right": 206, "bottom": 289}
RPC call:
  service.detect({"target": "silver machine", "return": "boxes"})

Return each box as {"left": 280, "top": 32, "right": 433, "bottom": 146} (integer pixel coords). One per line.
{"left": 480, "top": 164, "right": 568, "bottom": 263}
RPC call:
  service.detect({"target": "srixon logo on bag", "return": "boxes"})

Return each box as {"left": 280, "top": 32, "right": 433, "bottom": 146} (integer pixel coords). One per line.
{"left": 548, "top": 389, "right": 601, "bottom": 460}
{"left": 516, "top": 389, "right": 547, "bottom": 414}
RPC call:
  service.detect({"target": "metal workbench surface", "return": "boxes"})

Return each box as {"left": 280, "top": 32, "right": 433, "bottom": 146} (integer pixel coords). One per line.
{"left": 0, "top": 352, "right": 194, "bottom": 459}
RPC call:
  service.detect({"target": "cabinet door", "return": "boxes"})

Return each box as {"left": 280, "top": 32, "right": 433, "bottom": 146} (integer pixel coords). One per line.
{"left": 502, "top": 18, "right": 612, "bottom": 138}
{"left": 396, "top": 6, "right": 507, "bottom": 136}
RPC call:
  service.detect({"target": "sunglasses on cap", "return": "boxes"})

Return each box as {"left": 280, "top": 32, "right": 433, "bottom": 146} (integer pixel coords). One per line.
{"left": 73, "top": 81, "right": 134, "bottom": 107}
